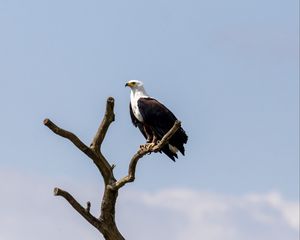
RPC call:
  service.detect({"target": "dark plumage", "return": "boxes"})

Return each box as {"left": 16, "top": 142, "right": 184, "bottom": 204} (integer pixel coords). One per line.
{"left": 126, "top": 80, "right": 188, "bottom": 161}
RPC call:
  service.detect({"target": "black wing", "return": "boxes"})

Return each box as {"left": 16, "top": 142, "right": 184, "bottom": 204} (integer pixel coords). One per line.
{"left": 130, "top": 101, "right": 179, "bottom": 161}
{"left": 137, "top": 98, "right": 188, "bottom": 155}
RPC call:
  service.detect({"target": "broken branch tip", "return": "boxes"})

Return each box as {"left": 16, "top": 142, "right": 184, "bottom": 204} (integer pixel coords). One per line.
{"left": 53, "top": 187, "right": 59, "bottom": 196}
{"left": 43, "top": 118, "right": 50, "bottom": 125}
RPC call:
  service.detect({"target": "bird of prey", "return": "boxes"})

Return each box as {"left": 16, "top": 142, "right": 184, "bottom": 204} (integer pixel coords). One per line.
{"left": 125, "top": 80, "right": 188, "bottom": 161}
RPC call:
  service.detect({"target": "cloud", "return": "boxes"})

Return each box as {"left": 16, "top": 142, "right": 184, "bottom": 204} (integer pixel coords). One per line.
{"left": 120, "top": 188, "right": 299, "bottom": 240}
{"left": 0, "top": 169, "right": 298, "bottom": 240}
{"left": 244, "top": 191, "right": 299, "bottom": 230}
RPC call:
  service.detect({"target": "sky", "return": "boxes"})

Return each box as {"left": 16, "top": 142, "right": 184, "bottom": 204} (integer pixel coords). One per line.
{"left": 0, "top": 0, "right": 299, "bottom": 239}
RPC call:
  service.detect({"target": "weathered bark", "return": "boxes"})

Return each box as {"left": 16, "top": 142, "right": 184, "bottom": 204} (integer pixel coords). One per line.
{"left": 44, "top": 97, "right": 181, "bottom": 240}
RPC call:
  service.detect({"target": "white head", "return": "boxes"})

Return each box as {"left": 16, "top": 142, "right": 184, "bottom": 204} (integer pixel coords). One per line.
{"left": 125, "top": 80, "right": 144, "bottom": 89}
{"left": 125, "top": 80, "right": 149, "bottom": 99}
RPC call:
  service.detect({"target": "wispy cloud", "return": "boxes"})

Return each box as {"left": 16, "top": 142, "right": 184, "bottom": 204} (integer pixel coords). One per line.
{"left": 0, "top": 170, "right": 299, "bottom": 240}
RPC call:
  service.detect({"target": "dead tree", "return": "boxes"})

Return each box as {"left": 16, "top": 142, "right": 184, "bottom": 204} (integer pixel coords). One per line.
{"left": 43, "top": 97, "right": 181, "bottom": 240}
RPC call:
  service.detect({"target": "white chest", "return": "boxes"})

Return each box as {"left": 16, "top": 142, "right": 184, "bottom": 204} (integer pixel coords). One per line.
{"left": 130, "top": 88, "right": 150, "bottom": 123}
{"left": 131, "top": 98, "right": 144, "bottom": 122}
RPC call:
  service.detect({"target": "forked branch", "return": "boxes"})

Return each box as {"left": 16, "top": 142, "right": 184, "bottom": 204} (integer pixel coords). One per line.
{"left": 43, "top": 97, "right": 115, "bottom": 184}
{"left": 54, "top": 187, "right": 101, "bottom": 230}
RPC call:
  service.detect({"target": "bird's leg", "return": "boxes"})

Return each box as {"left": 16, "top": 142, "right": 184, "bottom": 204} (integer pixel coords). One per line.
{"left": 146, "top": 132, "right": 153, "bottom": 143}
{"left": 144, "top": 126, "right": 153, "bottom": 143}
{"left": 139, "top": 126, "right": 152, "bottom": 150}
{"left": 150, "top": 130, "right": 159, "bottom": 145}
{"left": 151, "top": 134, "right": 158, "bottom": 144}
{"left": 147, "top": 132, "right": 157, "bottom": 150}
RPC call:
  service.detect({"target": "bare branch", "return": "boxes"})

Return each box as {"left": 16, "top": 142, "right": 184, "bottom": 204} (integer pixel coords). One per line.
{"left": 43, "top": 118, "right": 113, "bottom": 184}
{"left": 53, "top": 187, "right": 101, "bottom": 230}
{"left": 90, "top": 97, "right": 115, "bottom": 153}
{"left": 111, "top": 120, "right": 181, "bottom": 190}
{"left": 43, "top": 118, "right": 92, "bottom": 156}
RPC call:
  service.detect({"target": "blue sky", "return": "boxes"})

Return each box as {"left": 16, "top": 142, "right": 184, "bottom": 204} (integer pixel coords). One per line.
{"left": 0, "top": 0, "right": 299, "bottom": 239}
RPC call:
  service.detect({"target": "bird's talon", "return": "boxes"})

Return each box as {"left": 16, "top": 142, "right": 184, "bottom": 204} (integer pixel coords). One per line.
{"left": 140, "top": 144, "right": 147, "bottom": 150}
{"left": 145, "top": 143, "right": 155, "bottom": 150}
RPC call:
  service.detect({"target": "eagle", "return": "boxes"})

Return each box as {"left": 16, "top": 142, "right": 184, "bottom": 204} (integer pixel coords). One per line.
{"left": 125, "top": 80, "right": 188, "bottom": 161}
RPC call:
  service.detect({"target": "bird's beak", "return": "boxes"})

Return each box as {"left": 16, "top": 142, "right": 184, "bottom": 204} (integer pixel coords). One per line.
{"left": 125, "top": 82, "right": 130, "bottom": 87}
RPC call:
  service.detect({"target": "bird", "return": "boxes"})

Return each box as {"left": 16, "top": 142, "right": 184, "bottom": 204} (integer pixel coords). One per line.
{"left": 125, "top": 80, "right": 188, "bottom": 161}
